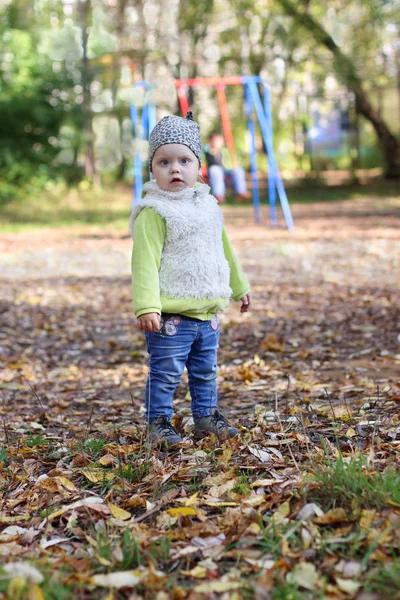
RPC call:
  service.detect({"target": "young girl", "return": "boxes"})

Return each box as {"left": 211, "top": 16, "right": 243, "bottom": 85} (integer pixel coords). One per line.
{"left": 131, "top": 112, "right": 252, "bottom": 446}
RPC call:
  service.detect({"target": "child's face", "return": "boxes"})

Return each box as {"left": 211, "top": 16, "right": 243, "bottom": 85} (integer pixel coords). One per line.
{"left": 151, "top": 144, "right": 201, "bottom": 192}
{"left": 209, "top": 134, "right": 224, "bottom": 151}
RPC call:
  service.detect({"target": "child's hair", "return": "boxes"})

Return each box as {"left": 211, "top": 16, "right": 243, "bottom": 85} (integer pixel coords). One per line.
{"left": 208, "top": 131, "right": 224, "bottom": 141}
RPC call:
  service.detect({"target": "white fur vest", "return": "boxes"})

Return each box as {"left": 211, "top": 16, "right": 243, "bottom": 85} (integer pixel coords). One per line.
{"left": 131, "top": 182, "right": 232, "bottom": 300}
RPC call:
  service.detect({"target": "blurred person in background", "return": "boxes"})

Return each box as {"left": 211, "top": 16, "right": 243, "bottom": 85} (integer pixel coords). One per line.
{"left": 204, "top": 132, "right": 250, "bottom": 203}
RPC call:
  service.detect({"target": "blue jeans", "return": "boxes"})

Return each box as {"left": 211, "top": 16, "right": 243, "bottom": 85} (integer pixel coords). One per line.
{"left": 208, "top": 165, "right": 247, "bottom": 196}
{"left": 144, "top": 314, "right": 220, "bottom": 423}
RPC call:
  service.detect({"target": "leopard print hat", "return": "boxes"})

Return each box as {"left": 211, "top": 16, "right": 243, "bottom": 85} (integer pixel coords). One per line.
{"left": 149, "top": 111, "right": 201, "bottom": 171}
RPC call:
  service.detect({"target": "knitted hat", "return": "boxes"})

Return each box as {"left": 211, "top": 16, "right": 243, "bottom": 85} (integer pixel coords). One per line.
{"left": 149, "top": 111, "right": 201, "bottom": 171}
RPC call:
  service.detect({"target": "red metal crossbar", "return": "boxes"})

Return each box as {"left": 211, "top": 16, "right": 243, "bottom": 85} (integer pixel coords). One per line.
{"left": 175, "top": 76, "right": 243, "bottom": 87}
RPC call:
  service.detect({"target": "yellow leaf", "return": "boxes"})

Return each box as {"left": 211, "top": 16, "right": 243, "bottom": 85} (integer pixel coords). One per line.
{"left": 0, "top": 514, "right": 30, "bottom": 524}
{"left": 180, "top": 565, "right": 207, "bottom": 578}
{"left": 204, "top": 501, "right": 238, "bottom": 507}
{"left": 81, "top": 469, "right": 115, "bottom": 484}
{"left": 184, "top": 492, "right": 199, "bottom": 506}
{"left": 360, "top": 509, "right": 376, "bottom": 531}
{"left": 203, "top": 470, "right": 235, "bottom": 486}
{"left": 27, "top": 584, "right": 46, "bottom": 600}
{"left": 335, "top": 577, "right": 361, "bottom": 594}
{"left": 166, "top": 507, "right": 196, "bottom": 518}
{"left": 98, "top": 454, "right": 117, "bottom": 467}
{"left": 107, "top": 503, "right": 132, "bottom": 521}
{"left": 314, "top": 508, "right": 349, "bottom": 525}
{"left": 286, "top": 563, "right": 321, "bottom": 591}
{"left": 252, "top": 478, "right": 282, "bottom": 487}
{"left": 56, "top": 476, "right": 78, "bottom": 492}
{"left": 269, "top": 500, "right": 290, "bottom": 526}
{"left": 345, "top": 427, "right": 356, "bottom": 438}
{"left": 247, "top": 522, "right": 261, "bottom": 535}
{"left": 209, "top": 479, "right": 237, "bottom": 498}
{"left": 194, "top": 581, "right": 241, "bottom": 593}
{"left": 217, "top": 446, "right": 233, "bottom": 465}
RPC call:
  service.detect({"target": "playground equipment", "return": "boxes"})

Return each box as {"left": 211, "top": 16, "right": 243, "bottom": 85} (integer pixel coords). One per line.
{"left": 131, "top": 76, "right": 294, "bottom": 230}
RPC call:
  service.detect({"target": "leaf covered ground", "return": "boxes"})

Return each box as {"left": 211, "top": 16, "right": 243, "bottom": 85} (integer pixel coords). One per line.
{"left": 0, "top": 194, "right": 399, "bottom": 600}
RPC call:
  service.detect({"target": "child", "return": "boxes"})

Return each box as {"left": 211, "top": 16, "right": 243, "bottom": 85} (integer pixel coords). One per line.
{"left": 204, "top": 132, "right": 251, "bottom": 203}
{"left": 131, "top": 112, "right": 252, "bottom": 446}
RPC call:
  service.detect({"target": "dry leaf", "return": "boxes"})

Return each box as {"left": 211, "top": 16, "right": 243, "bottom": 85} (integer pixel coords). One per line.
{"left": 314, "top": 508, "right": 349, "bottom": 525}
{"left": 3, "top": 562, "right": 44, "bottom": 584}
{"left": 248, "top": 445, "right": 273, "bottom": 463}
{"left": 286, "top": 562, "right": 321, "bottom": 591}
{"left": 335, "top": 577, "right": 361, "bottom": 594}
{"left": 166, "top": 507, "right": 196, "bottom": 518}
{"left": 92, "top": 571, "right": 142, "bottom": 589}
{"left": 194, "top": 581, "right": 241, "bottom": 593}
{"left": 107, "top": 503, "right": 132, "bottom": 521}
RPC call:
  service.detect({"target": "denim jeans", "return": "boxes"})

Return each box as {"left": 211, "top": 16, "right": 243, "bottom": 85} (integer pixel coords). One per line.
{"left": 208, "top": 165, "right": 247, "bottom": 196}
{"left": 144, "top": 314, "right": 220, "bottom": 423}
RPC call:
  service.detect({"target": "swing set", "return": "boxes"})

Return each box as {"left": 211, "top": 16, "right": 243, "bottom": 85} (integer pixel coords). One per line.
{"left": 130, "top": 76, "right": 294, "bottom": 230}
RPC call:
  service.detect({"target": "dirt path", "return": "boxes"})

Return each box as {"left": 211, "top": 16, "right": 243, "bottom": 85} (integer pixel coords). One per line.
{"left": 1, "top": 196, "right": 399, "bottom": 432}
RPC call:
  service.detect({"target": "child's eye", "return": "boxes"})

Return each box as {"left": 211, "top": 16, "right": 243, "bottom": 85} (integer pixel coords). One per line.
{"left": 181, "top": 158, "right": 190, "bottom": 164}
{"left": 160, "top": 159, "right": 168, "bottom": 166}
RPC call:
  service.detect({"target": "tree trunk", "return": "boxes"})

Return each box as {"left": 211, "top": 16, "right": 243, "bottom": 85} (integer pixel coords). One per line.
{"left": 77, "top": 0, "right": 98, "bottom": 181}
{"left": 277, "top": 0, "right": 400, "bottom": 178}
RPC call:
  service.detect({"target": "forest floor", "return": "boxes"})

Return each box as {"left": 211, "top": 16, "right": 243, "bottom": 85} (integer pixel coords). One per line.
{"left": 0, "top": 192, "right": 399, "bottom": 599}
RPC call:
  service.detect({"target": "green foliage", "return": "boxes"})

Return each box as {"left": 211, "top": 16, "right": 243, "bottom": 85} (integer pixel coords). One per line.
{"left": 309, "top": 455, "right": 400, "bottom": 510}
{"left": 0, "top": 18, "right": 83, "bottom": 204}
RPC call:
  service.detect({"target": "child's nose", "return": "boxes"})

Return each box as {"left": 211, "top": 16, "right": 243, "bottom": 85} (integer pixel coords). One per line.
{"left": 171, "top": 162, "right": 180, "bottom": 172}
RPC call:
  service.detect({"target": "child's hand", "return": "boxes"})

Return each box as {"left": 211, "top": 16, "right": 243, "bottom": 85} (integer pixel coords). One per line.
{"left": 240, "top": 293, "right": 252, "bottom": 313}
{"left": 137, "top": 312, "right": 161, "bottom": 332}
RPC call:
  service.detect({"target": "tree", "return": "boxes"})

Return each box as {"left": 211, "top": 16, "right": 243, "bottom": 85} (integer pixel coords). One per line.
{"left": 276, "top": 0, "right": 400, "bottom": 178}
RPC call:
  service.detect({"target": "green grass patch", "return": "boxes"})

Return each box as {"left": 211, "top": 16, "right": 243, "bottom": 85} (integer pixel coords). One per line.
{"left": 0, "top": 185, "right": 131, "bottom": 232}
{"left": 1, "top": 179, "right": 399, "bottom": 232}
{"left": 308, "top": 455, "right": 400, "bottom": 511}
{"left": 365, "top": 559, "right": 400, "bottom": 598}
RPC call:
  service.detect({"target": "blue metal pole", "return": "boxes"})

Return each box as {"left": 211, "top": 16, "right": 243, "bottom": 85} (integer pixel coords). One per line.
{"left": 130, "top": 81, "right": 155, "bottom": 206}
{"left": 262, "top": 84, "right": 277, "bottom": 227}
{"left": 248, "top": 80, "right": 294, "bottom": 231}
{"left": 147, "top": 103, "right": 156, "bottom": 180}
{"left": 244, "top": 83, "right": 260, "bottom": 223}
{"left": 129, "top": 102, "right": 142, "bottom": 208}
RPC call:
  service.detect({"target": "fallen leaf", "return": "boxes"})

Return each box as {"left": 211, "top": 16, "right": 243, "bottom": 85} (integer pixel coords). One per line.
{"left": 27, "top": 583, "right": 46, "bottom": 600}
{"left": 92, "top": 571, "right": 142, "bottom": 589}
{"left": 3, "top": 562, "right": 44, "bottom": 584}
{"left": 286, "top": 562, "right": 321, "bottom": 591}
{"left": 194, "top": 581, "right": 241, "bottom": 593}
{"left": 335, "top": 576, "right": 361, "bottom": 594}
{"left": 166, "top": 507, "right": 196, "bottom": 518}
{"left": 107, "top": 503, "right": 132, "bottom": 521}
{"left": 248, "top": 445, "right": 273, "bottom": 463}
{"left": 314, "top": 508, "right": 349, "bottom": 525}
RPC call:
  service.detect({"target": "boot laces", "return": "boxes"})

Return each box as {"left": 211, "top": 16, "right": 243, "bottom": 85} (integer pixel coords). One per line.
{"left": 212, "top": 410, "right": 229, "bottom": 430}
{"left": 155, "top": 416, "right": 179, "bottom": 437}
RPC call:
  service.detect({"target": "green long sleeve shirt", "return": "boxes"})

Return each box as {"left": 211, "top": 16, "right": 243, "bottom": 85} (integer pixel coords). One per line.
{"left": 131, "top": 207, "right": 250, "bottom": 320}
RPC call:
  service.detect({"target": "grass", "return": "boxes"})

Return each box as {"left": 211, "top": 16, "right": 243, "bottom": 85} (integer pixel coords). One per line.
{"left": 364, "top": 559, "right": 400, "bottom": 598}
{"left": 76, "top": 437, "right": 106, "bottom": 459}
{"left": 1, "top": 179, "right": 399, "bottom": 233}
{"left": 308, "top": 455, "right": 400, "bottom": 511}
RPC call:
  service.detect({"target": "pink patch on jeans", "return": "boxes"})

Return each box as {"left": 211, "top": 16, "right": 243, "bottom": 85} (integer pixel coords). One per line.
{"left": 210, "top": 316, "right": 219, "bottom": 331}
